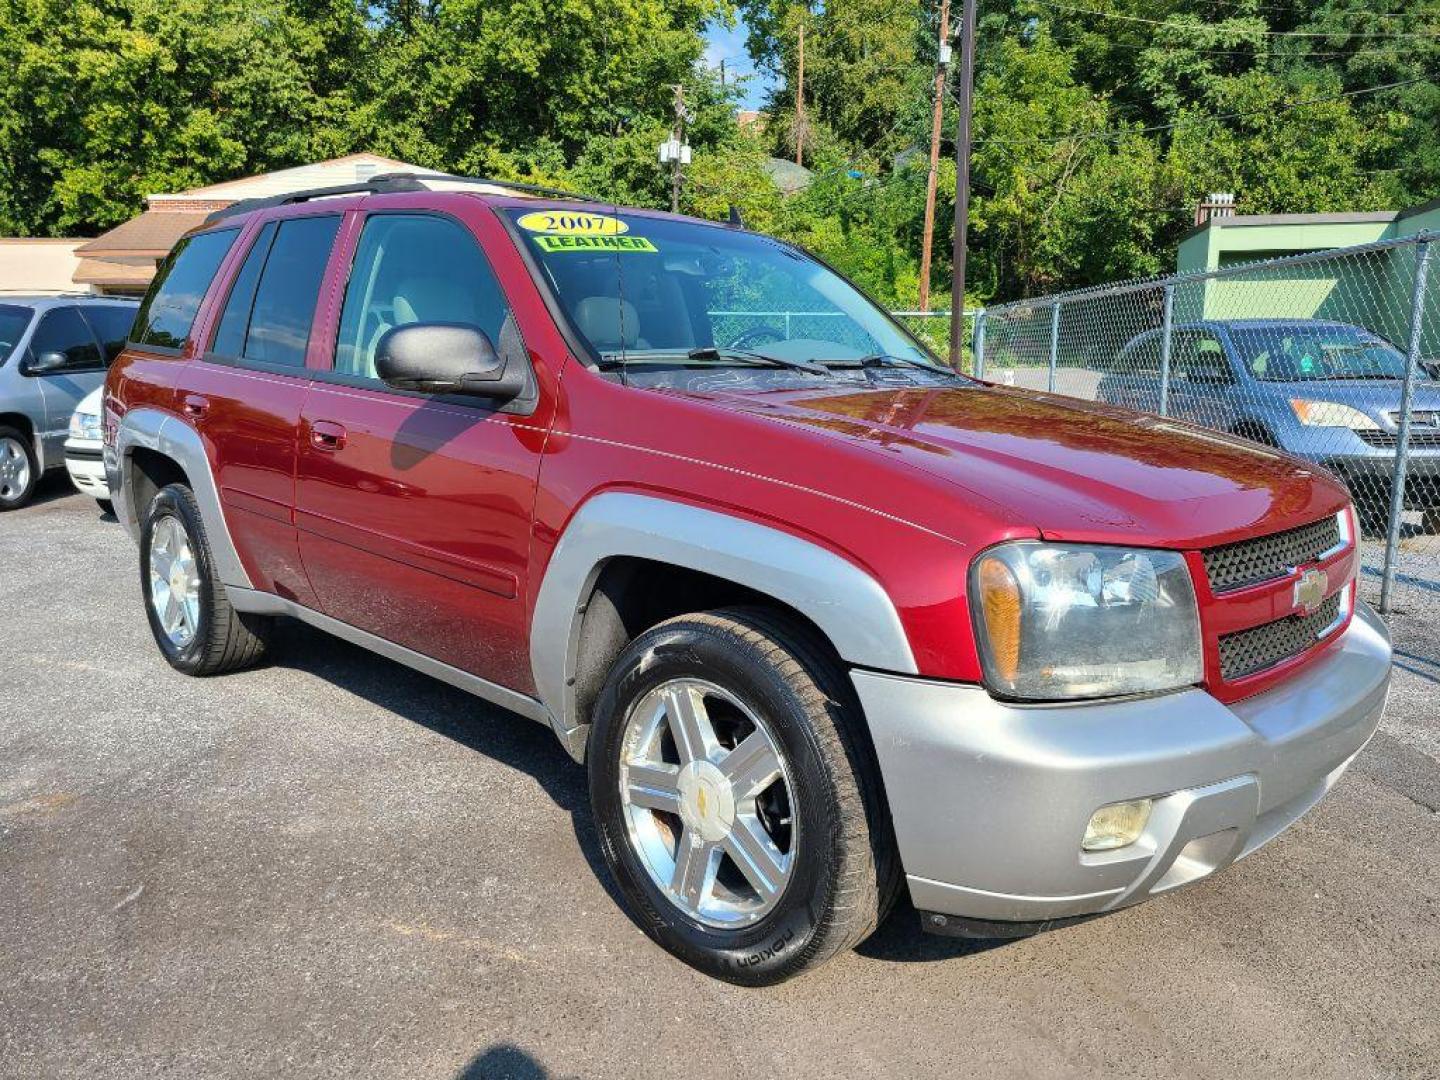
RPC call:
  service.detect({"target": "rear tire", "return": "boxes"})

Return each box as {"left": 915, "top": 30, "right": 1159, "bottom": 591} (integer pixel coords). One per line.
{"left": 139, "top": 483, "right": 271, "bottom": 675}
{"left": 0, "top": 426, "right": 38, "bottom": 511}
{"left": 588, "top": 607, "right": 899, "bottom": 985}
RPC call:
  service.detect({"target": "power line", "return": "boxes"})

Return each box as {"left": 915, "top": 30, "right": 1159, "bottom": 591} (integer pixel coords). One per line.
{"left": 1034, "top": 1, "right": 1440, "bottom": 39}
{"left": 963, "top": 74, "right": 1430, "bottom": 148}
{"left": 1195, "top": 0, "right": 1419, "bottom": 18}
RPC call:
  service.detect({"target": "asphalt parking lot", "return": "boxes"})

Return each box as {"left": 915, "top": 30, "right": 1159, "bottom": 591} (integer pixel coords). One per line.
{"left": 2, "top": 476, "right": 1438, "bottom": 1080}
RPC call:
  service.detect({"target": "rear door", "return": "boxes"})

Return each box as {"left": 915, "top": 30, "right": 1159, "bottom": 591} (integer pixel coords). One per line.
{"left": 294, "top": 205, "right": 550, "bottom": 693}
{"left": 183, "top": 211, "right": 342, "bottom": 603}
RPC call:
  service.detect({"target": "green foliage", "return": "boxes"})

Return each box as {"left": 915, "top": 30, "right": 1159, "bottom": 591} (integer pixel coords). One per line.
{"left": 1, "top": 0, "right": 1437, "bottom": 311}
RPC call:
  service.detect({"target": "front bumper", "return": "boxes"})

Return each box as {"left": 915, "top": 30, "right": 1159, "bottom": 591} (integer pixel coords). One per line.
{"left": 63, "top": 438, "right": 107, "bottom": 500}
{"left": 854, "top": 600, "right": 1391, "bottom": 924}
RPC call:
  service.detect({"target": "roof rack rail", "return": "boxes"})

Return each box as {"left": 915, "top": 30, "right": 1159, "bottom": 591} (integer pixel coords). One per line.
{"left": 203, "top": 176, "right": 430, "bottom": 224}
{"left": 369, "top": 172, "right": 604, "bottom": 204}
{"left": 203, "top": 172, "right": 603, "bottom": 224}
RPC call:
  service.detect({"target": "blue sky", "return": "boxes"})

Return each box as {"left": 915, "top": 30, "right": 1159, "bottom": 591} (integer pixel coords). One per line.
{"left": 703, "top": 19, "right": 776, "bottom": 111}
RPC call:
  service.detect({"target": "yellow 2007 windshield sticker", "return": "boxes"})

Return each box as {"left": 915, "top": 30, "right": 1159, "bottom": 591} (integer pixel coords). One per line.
{"left": 534, "top": 235, "right": 658, "bottom": 254}
{"left": 517, "top": 210, "right": 628, "bottom": 236}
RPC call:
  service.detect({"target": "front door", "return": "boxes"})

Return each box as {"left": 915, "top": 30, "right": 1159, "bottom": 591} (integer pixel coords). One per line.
{"left": 294, "top": 209, "right": 550, "bottom": 694}
{"left": 24, "top": 305, "right": 109, "bottom": 468}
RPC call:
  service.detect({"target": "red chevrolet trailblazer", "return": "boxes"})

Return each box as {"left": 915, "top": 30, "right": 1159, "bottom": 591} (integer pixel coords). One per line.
{"left": 104, "top": 173, "right": 1391, "bottom": 984}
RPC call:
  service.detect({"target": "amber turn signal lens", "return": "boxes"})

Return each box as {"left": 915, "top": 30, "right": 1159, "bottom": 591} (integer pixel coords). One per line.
{"left": 976, "top": 556, "right": 1022, "bottom": 683}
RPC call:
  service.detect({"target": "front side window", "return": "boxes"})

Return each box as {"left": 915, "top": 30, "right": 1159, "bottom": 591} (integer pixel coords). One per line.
{"left": 29, "top": 306, "right": 101, "bottom": 371}
{"left": 238, "top": 215, "right": 341, "bottom": 368}
{"left": 506, "top": 210, "right": 939, "bottom": 385}
{"left": 1231, "top": 324, "right": 1409, "bottom": 382}
{"left": 334, "top": 214, "right": 513, "bottom": 380}
{"left": 0, "top": 304, "right": 33, "bottom": 367}
{"left": 1173, "top": 331, "right": 1231, "bottom": 382}
{"left": 133, "top": 229, "right": 238, "bottom": 350}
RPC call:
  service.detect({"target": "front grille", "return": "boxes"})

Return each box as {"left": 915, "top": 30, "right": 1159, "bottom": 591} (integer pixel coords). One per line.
{"left": 1202, "top": 516, "right": 1341, "bottom": 594}
{"left": 1355, "top": 429, "right": 1440, "bottom": 449}
{"left": 1217, "top": 593, "right": 1343, "bottom": 681}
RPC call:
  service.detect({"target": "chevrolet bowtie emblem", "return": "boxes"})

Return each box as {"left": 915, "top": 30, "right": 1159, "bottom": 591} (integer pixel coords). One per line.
{"left": 1293, "top": 568, "right": 1327, "bottom": 617}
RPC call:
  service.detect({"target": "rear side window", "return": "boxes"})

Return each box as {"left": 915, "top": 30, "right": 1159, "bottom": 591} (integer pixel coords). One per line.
{"left": 211, "top": 222, "right": 277, "bottom": 358}
{"left": 79, "top": 306, "right": 139, "bottom": 365}
{"left": 30, "top": 306, "right": 101, "bottom": 370}
{"left": 0, "top": 304, "right": 32, "bottom": 366}
{"left": 238, "top": 215, "right": 341, "bottom": 368}
{"left": 133, "top": 229, "right": 238, "bottom": 350}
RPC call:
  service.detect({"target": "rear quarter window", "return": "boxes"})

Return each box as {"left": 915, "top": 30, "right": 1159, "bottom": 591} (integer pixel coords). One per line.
{"left": 132, "top": 229, "right": 239, "bottom": 350}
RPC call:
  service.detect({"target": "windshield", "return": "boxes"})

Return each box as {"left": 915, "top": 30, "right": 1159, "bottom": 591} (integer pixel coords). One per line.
{"left": 0, "top": 304, "right": 33, "bottom": 366}
{"left": 506, "top": 209, "right": 940, "bottom": 380}
{"left": 1230, "top": 324, "right": 1409, "bottom": 382}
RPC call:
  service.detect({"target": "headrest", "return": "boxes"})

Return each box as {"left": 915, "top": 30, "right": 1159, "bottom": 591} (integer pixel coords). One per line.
{"left": 574, "top": 297, "right": 641, "bottom": 350}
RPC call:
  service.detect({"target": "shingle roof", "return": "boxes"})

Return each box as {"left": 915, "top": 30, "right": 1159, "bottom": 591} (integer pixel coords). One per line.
{"left": 74, "top": 211, "right": 206, "bottom": 257}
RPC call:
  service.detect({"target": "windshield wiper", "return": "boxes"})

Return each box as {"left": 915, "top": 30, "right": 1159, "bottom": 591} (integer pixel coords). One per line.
{"left": 686, "top": 346, "right": 831, "bottom": 376}
{"left": 824, "top": 353, "right": 963, "bottom": 378}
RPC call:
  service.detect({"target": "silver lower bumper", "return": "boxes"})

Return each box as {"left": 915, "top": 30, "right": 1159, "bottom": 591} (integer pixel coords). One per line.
{"left": 854, "top": 601, "right": 1392, "bottom": 923}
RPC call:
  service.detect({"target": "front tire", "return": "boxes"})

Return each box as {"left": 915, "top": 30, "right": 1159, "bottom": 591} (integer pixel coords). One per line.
{"left": 139, "top": 483, "right": 271, "bottom": 675}
{"left": 0, "top": 426, "right": 38, "bottom": 511}
{"left": 588, "top": 608, "right": 898, "bottom": 985}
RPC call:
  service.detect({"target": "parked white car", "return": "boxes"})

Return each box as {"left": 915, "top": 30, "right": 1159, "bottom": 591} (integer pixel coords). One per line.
{"left": 64, "top": 386, "right": 110, "bottom": 514}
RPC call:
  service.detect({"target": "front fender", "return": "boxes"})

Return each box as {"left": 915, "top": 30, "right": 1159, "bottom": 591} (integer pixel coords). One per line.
{"left": 530, "top": 492, "right": 918, "bottom": 757}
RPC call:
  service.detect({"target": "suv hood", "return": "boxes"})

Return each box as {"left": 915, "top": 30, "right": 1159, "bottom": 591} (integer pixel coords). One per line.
{"left": 702, "top": 383, "right": 1350, "bottom": 548}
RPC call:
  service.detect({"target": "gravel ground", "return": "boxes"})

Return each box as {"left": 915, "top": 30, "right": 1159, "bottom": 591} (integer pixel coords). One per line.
{"left": 2, "top": 477, "right": 1437, "bottom": 1080}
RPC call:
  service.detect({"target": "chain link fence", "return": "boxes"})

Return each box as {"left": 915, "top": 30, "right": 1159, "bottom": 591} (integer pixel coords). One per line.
{"left": 972, "top": 231, "right": 1440, "bottom": 630}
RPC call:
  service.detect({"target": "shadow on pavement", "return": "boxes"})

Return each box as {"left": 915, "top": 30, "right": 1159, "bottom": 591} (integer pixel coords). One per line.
{"left": 456, "top": 1043, "right": 550, "bottom": 1079}
{"left": 265, "top": 618, "right": 1006, "bottom": 968}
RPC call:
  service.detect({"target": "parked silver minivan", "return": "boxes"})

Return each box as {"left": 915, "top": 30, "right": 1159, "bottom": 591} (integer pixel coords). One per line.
{"left": 0, "top": 296, "right": 138, "bottom": 509}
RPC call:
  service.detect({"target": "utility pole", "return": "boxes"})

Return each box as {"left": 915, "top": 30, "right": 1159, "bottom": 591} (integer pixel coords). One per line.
{"left": 947, "top": 0, "right": 977, "bottom": 367}
{"left": 795, "top": 14, "right": 806, "bottom": 166}
{"left": 671, "top": 83, "right": 686, "bottom": 213}
{"left": 917, "top": 0, "right": 951, "bottom": 313}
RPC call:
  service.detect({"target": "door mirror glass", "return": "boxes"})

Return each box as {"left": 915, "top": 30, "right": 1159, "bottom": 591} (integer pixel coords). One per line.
{"left": 374, "top": 322, "right": 524, "bottom": 400}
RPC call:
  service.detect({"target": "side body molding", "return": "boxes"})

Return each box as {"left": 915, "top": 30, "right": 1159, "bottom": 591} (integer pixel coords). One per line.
{"left": 531, "top": 492, "right": 918, "bottom": 759}
{"left": 111, "top": 406, "right": 253, "bottom": 590}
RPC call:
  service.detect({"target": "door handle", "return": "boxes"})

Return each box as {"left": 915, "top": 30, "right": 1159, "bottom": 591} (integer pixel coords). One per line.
{"left": 182, "top": 394, "right": 210, "bottom": 419}
{"left": 309, "top": 420, "right": 347, "bottom": 451}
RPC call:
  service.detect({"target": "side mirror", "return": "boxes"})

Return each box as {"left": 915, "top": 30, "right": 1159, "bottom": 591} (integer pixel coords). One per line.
{"left": 374, "top": 322, "right": 525, "bottom": 401}
{"left": 24, "top": 350, "right": 68, "bottom": 374}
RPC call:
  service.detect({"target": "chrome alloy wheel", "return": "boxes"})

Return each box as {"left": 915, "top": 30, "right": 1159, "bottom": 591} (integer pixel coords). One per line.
{"left": 148, "top": 515, "right": 201, "bottom": 648}
{"left": 0, "top": 436, "right": 30, "bottom": 502}
{"left": 619, "top": 679, "right": 796, "bottom": 928}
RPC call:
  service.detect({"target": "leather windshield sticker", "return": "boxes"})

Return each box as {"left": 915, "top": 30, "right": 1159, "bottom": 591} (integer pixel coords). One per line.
{"left": 533, "top": 235, "right": 658, "bottom": 254}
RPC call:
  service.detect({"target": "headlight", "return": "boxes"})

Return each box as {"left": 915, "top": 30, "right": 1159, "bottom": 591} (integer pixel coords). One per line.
{"left": 69, "top": 411, "right": 102, "bottom": 440}
{"left": 1289, "top": 400, "right": 1378, "bottom": 430}
{"left": 970, "top": 542, "right": 1203, "bottom": 701}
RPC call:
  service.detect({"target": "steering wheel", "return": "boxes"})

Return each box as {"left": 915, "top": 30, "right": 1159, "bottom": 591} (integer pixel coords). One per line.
{"left": 728, "top": 324, "right": 786, "bottom": 350}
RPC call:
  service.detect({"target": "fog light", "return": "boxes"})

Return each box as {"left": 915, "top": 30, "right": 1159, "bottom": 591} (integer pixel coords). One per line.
{"left": 1083, "top": 798, "right": 1152, "bottom": 852}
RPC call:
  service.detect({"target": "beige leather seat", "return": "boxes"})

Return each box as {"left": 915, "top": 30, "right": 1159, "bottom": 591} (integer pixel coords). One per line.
{"left": 574, "top": 297, "right": 648, "bottom": 352}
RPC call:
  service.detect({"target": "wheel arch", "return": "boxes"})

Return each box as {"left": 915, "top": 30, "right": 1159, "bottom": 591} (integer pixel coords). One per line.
{"left": 113, "top": 406, "right": 251, "bottom": 588}
{"left": 0, "top": 411, "right": 37, "bottom": 454}
{"left": 531, "top": 492, "right": 917, "bottom": 761}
